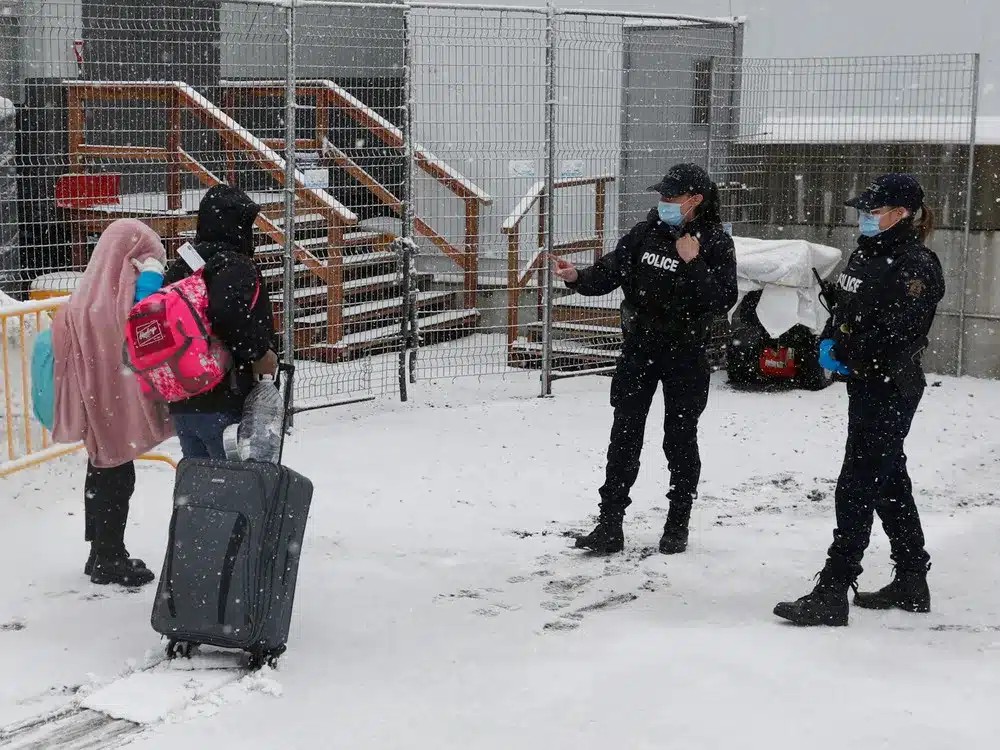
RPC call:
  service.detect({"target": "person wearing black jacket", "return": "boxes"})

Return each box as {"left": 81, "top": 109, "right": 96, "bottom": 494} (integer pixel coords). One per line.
{"left": 553, "top": 163, "right": 738, "bottom": 555}
{"left": 774, "top": 174, "right": 944, "bottom": 627}
{"left": 162, "top": 184, "right": 278, "bottom": 459}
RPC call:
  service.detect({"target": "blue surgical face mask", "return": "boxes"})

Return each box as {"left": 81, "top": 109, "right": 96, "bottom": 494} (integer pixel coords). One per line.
{"left": 658, "top": 200, "right": 685, "bottom": 226}
{"left": 859, "top": 212, "right": 883, "bottom": 237}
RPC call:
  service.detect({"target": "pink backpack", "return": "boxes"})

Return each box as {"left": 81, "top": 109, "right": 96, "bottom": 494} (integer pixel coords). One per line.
{"left": 123, "top": 270, "right": 259, "bottom": 402}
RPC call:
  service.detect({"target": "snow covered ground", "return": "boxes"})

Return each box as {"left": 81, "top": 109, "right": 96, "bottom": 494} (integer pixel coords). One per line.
{"left": 2, "top": 370, "right": 1000, "bottom": 748}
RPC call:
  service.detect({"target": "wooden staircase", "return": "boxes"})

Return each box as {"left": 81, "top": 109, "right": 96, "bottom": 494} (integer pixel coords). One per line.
{"left": 252, "top": 211, "right": 479, "bottom": 362}
{"left": 60, "top": 79, "right": 491, "bottom": 364}
{"left": 222, "top": 79, "right": 492, "bottom": 360}
{"left": 515, "top": 290, "right": 625, "bottom": 372}
{"left": 502, "top": 174, "right": 625, "bottom": 374}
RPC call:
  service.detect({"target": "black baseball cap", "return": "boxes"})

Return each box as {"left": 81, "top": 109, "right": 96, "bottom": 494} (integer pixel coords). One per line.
{"left": 647, "top": 163, "right": 713, "bottom": 198}
{"left": 845, "top": 173, "right": 925, "bottom": 213}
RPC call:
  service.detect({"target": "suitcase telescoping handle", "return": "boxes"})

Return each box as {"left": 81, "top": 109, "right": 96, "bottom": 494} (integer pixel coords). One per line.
{"left": 277, "top": 362, "right": 294, "bottom": 465}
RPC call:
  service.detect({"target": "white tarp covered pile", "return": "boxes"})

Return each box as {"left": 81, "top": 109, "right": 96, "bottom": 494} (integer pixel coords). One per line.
{"left": 729, "top": 236, "right": 844, "bottom": 338}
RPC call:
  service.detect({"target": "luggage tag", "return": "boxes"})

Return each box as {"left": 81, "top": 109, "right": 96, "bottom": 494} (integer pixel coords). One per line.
{"left": 177, "top": 242, "right": 206, "bottom": 272}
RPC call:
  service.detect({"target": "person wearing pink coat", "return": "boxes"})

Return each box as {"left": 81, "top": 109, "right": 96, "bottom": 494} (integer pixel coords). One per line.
{"left": 47, "top": 219, "right": 175, "bottom": 586}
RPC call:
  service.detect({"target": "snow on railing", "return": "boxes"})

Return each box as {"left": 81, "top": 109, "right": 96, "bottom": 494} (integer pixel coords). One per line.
{"left": 502, "top": 174, "right": 615, "bottom": 233}
{"left": 221, "top": 79, "right": 493, "bottom": 205}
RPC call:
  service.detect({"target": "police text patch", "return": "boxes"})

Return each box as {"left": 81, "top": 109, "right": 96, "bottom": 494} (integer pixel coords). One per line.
{"left": 640, "top": 251, "right": 679, "bottom": 273}
{"left": 838, "top": 273, "right": 862, "bottom": 294}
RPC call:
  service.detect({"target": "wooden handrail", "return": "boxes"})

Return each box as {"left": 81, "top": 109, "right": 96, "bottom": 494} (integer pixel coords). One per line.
{"left": 75, "top": 144, "right": 169, "bottom": 160}
{"left": 177, "top": 149, "right": 329, "bottom": 282}
{"left": 223, "top": 79, "right": 489, "bottom": 308}
{"left": 319, "top": 138, "right": 469, "bottom": 274}
{"left": 65, "top": 81, "right": 358, "bottom": 227}
{"left": 220, "top": 79, "right": 492, "bottom": 206}
{"left": 505, "top": 175, "right": 615, "bottom": 349}
{"left": 502, "top": 175, "right": 615, "bottom": 235}
{"left": 65, "top": 81, "right": 344, "bottom": 347}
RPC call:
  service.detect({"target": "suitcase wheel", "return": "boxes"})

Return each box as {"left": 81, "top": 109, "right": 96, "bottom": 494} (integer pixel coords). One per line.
{"left": 248, "top": 644, "right": 286, "bottom": 671}
{"left": 166, "top": 639, "right": 198, "bottom": 660}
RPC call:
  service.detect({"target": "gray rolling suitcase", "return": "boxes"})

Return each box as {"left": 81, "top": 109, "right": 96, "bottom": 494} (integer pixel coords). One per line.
{"left": 151, "top": 364, "right": 312, "bottom": 669}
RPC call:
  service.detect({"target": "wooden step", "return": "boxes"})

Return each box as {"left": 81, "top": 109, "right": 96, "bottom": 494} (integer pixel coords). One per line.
{"left": 258, "top": 250, "right": 401, "bottom": 288}
{"left": 255, "top": 236, "right": 330, "bottom": 257}
{"left": 255, "top": 229, "right": 396, "bottom": 258}
{"left": 290, "top": 290, "right": 455, "bottom": 340}
{"left": 523, "top": 321, "right": 622, "bottom": 349}
{"left": 508, "top": 338, "right": 621, "bottom": 372}
{"left": 553, "top": 290, "right": 623, "bottom": 328}
{"left": 341, "top": 250, "right": 399, "bottom": 276}
{"left": 552, "top": 305, "right": 621, "bottom": 328}
{"left": 303, "top": 308, "right": 481, "bottom": 363}
{"left": 269, "top": 212, "right": 328, "bottom": 232}
{"left": 269, "top": 272, "right": 420, "bottom": 309}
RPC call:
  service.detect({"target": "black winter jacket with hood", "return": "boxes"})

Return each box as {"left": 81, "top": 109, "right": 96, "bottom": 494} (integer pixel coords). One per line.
{"left": 162, "top": 184, "right": 276, "bottom": 416}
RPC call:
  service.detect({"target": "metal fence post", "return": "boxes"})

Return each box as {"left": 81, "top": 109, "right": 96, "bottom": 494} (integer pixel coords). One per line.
{"left": 540, "top": 2, "right": 557, "bottom": 398}
{"left": 397, "top": 2, "right": 416, "bottom": 401}
{"left": 398, "top": 238, "right": 411, "bottom": 401}
{"left": 283, "top": 0, "right": 297, "bottom": 422}
{"left": 704, "top": 56, "right": 715, "bottom": 174}
{"left": 956, "top": 53, "right": 980, "bottom": 379}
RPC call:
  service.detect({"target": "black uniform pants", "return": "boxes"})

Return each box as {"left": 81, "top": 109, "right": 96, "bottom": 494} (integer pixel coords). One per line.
{"left": 826, "top": 378, "right": 929, "bottom": 576}
{"left": 84, "top": 460, "right": 135, "bottom": 559}
{"left": 599, "top": 341, "right": 711, "bottom": 523}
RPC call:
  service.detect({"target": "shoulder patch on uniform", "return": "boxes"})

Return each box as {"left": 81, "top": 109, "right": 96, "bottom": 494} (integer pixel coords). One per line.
{"left": 906, "top": 279, "right": 926, "bottom": 298}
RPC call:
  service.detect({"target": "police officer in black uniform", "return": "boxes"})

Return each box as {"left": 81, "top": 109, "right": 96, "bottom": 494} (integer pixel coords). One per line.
{"left": 552, "top": 163, "right": 738, "bottom": 556}
{"left": 774, "top": 173, "right": 944, "bottom": 627}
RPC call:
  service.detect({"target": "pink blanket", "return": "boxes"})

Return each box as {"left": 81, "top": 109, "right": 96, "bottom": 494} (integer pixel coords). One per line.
{"left": 51, "top": 219, "right": 175, "bottom": 467}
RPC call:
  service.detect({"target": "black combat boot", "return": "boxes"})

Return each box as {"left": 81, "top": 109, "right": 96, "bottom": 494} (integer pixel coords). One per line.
{"left": 854, "top": 563, "right": 930, "bottom": 613}
{"left": 659, "top": 498, "right": 692, "bottom": 555}
{"left": 575, "top": 502, "right": 627, "bottom": 555}
{"left": 773, "top": 558, "right": 858, "bottom": 627}
{"left": 90, "top": 553, "right": 155, "bottom": 587}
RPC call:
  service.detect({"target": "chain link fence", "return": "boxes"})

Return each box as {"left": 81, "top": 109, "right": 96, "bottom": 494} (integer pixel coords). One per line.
{"left": 717, "top": 54, "right": 980, "bottom": 377}
{"left": 0, "top": 0, "right": 982, "bottom": 412}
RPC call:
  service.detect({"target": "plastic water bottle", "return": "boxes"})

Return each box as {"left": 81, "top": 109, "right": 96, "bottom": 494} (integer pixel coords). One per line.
{"left": 235, "top": 375, "right": 283, "bottom": 463}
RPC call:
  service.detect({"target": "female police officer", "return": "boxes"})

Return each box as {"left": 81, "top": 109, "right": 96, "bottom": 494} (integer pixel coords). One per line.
{"left": 774, "top": 173, "right": 944, "bottom": 627}
{"left": 552, "top": 163, "right": 737, "bottom": 556}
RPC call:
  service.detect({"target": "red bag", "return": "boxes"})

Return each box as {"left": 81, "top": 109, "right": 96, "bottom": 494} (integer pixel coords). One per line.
{"left": 760, "top": 346, "right": 797, "bottom": 378}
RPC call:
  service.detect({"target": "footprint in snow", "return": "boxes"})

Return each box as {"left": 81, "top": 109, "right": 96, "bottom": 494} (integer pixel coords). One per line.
{"left": 542, "top": 575, "right": 592, "bottom": 596}
{"left": 473, "top": 602, "right": 521, "bottom": 618}
{"left": 541, "top": 592, "right": 640, "bottom": 633}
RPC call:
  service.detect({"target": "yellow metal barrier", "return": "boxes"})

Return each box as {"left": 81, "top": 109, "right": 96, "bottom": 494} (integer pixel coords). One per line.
{"left": 1, "top": 296, "right": 177, "bottom": 479}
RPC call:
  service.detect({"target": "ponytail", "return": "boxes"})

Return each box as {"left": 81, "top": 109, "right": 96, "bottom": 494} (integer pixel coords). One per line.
{"left": 914, "top": 204, "right": 935, "bottom": 244}
{"left": 697, "top": 181, "right": 723, "bottom": 226}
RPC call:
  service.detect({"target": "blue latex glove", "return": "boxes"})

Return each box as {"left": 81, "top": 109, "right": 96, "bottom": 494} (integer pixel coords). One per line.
{"left": 132, "top": 257, "right": 165, "bottom": 303}
{"left": 818, "top": 338, "right": 850, "bottom": 376}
